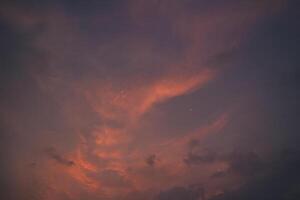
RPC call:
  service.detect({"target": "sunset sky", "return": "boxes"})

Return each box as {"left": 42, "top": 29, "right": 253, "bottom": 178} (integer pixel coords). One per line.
{"left": 1, "top": 0, "right": 300, "bottom": 200}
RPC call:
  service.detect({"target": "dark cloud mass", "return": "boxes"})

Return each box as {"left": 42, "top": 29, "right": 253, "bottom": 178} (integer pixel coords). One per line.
{"left": 146, "top": 154, "right": 157, "bottom": 167}
{"left": 156, "top": 185, "right": 205, "bottom": 200}
{"left": 0, "top": 0, "right": 299, "bottom": 200}
{"left": 211, "top": 150, "right": 300, "bottom": 200}
{"left": 44, "top": 147, "right": 75, "bottom": 167}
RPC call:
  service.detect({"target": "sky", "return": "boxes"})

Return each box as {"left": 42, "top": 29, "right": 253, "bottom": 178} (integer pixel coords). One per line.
{"left": 0, "top": 0, "right": 299, "bottom": 200}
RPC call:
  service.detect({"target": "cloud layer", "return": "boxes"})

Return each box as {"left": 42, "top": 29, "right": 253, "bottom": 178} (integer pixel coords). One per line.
{"left": 1, "top": 0, "right": 299, "bottom": 200}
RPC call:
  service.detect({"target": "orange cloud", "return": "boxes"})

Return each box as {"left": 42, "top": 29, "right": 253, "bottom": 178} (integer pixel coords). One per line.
{"left": 85, "top": 68, "right": 215, "bottom": 123}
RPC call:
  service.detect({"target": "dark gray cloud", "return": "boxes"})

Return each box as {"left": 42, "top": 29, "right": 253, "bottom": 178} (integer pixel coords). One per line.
{"left": 155, "top": 185, "right": 205, "bottom": 200}
{"left": 44, "top": 147, "right": 75, "bottom": 167}
{"left": 210, "top": 150, "right": 300, "bottom": 200}
{"left": 225, "top": 151, "right": 266, "bottom": 177}
{"left": 184, "top": 151, "right": 217, "bottom": 165}
{"left": 184, "top": 148, "right": 267, "bottom": 178}
{"left": 146, "top": 154, "right": 157, "bottom": 167}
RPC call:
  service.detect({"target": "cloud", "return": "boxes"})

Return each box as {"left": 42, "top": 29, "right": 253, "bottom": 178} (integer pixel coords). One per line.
{"left": 184, "top": 151, "right": 217, "bottom": 166}
{"left": 226, "top": 151, "right": 266, "bottom": 177}
{"left": 97, "top": 169, "right": 131, "bottom": 188}
{"left": 84, "top": 69, "right": 215, "bottom": 125}
{"left": 0, "top": 0, "right": 290, "bottom": 200}
{"left": 146, "top": 154, "right": 157, "bottom": 167}
{"left": 155, "top": 185, "right": 205, "bottom": 200}
{"left": 183, "top": 149, "right": 267, "bottom": 177}
{"left": 44, "top": 147, "right": 75, "bottom": 167}
{"left": 210, "top": 149, "right": 300, "bottom": 200}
